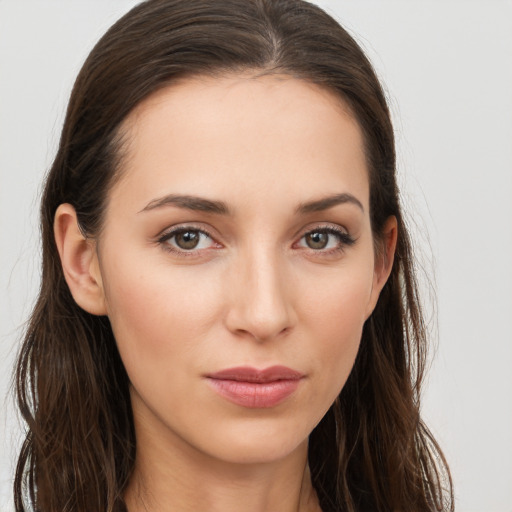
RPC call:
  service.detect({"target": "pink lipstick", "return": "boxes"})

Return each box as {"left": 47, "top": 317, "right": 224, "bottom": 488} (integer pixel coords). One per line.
{"left": 205, "top": 366, "right": 303, "bottom": 408}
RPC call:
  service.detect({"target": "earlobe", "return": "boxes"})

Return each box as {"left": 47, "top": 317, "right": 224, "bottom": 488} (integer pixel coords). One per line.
{"left": 54, "top": 203, "right": 107, "bottom": 316}
{"left": 365, "top": 216, "right": 398, "bottom": 319}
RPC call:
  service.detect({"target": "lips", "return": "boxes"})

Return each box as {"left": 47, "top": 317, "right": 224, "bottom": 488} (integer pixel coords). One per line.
{"left": 205, "top": 366, "right": 304, "bottom": 408}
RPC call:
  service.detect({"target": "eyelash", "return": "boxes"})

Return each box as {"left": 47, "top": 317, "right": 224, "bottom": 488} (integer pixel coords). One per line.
{"left": 157, "top": 226, "right": 217, "bottom": 257}
{"left": 296, "top": 225, "right": 356, "bottom": 256}
{"left": 157, "top": 224, "right": 356, "bottom": 257}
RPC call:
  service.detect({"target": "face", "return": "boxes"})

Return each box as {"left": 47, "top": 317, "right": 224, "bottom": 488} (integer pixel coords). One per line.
{"left": 94, "top": 75, "right": 390, "bottom": 465}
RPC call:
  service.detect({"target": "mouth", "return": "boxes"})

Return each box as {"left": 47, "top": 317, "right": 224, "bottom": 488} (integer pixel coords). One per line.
{"left": 205, "top": 366, "right": 304, "bottom": 408}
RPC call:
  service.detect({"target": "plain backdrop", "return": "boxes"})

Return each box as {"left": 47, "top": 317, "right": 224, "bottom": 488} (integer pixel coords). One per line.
{"left": 1, "top": 1, "right": 511, "bottom": 511}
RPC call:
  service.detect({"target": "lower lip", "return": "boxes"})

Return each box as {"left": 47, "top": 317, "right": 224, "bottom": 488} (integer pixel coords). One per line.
{"left": 206, "top": 378, "right": 301, "bottom": 408}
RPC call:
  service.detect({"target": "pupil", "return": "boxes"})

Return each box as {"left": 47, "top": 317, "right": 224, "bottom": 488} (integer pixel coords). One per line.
{"left": 176, "top": 231, "right": 199, "bottom": 249}
{"left": 307, "top": 232, "right": 328, "bottom": 249}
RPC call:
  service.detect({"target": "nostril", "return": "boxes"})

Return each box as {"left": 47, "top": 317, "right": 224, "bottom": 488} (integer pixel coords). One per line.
{"left": 225, "top": 298, "right": 294, "bottom": 342}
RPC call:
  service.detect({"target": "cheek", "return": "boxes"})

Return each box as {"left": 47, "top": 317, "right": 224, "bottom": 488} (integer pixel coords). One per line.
{"left": 300, "top": 267, "right": 373, "bottom": 403}
{"left": 101, "top": 255, "right": 223, "bottom": 384}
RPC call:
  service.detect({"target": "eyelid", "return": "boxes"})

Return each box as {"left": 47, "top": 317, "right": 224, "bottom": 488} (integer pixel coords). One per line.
{"left": 294, "top": 223, "right": 356, "bottom": 253}
{"left": 155, "top": 222, "right": 355, "bottom": 258}
{"left": 156, "top": 223, "right": 222, "bottom": 256}
{"left": 294, "top": 223, "right": 349, "bottom": 239}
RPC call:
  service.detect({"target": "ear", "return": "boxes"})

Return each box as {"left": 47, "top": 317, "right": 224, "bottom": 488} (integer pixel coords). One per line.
{"left": 365, "top": 216, "right": 398, "bottom": 319}
{"left": 54, "top": 203, "right": 107, "bottom": 316}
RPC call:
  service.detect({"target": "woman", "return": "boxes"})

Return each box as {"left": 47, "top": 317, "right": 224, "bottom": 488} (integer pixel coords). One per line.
{"left": 14, "top": 0, "right": 453, "bottom": 511}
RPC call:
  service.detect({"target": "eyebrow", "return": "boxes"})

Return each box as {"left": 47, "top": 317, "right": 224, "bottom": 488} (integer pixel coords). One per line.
{"left": 139, "top": 192, "right": 364, "bottom": 216}
{"left": 139, "top": 194, "right": 230, "bottom": 215}
{"left": 295, "top": 193, "right": 364, "bottom": 214}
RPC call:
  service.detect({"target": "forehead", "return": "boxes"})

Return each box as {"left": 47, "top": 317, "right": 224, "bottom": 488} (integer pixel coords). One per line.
{"left": 110, "top": 74, "right": 369, "bottom": 215}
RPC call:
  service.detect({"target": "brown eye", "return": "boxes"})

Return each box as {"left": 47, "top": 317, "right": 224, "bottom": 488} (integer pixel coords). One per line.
{"left": 175, "top": 230, "right": 201, "bottom": 250}
{"left": 297, "top": 227, "right": 355, "bottom": 253}
{"left": 159, "top": 228, "right": 216, "bottom": 253}
{"left": 305, "top": 231, "right": 328, "bottom": 249}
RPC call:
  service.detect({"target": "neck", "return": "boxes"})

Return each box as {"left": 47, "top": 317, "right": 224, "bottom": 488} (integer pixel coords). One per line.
{"left": 124, "top": 411, "right": 320, "bottom": 512}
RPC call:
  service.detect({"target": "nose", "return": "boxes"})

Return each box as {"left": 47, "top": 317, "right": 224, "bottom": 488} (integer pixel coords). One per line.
{"left": 224, "top": 249, "right": 295, "bottom": 342}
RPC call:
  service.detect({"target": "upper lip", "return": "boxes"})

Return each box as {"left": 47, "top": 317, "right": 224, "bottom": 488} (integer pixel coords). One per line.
{"left": 206, "top": 365, "right": 304, "bottom": 383}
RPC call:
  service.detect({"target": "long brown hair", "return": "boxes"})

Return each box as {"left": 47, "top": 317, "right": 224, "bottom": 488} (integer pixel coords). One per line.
{"left": 14, "top": 0, "right": 454, "bottom": 510}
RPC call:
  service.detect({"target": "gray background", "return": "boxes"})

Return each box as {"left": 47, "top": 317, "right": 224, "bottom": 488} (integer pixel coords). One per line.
{"left": 1, "top": 1, "right": 511, "bottom": 510}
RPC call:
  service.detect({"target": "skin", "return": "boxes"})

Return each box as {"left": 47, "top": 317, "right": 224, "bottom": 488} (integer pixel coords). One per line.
{"left": 55, "top": 74, "right": 396, "bottom": 512}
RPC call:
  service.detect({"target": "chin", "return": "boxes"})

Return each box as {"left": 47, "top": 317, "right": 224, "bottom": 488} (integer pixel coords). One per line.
{"left": 194, "top": 417, "right": 312, "bottom": 466}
